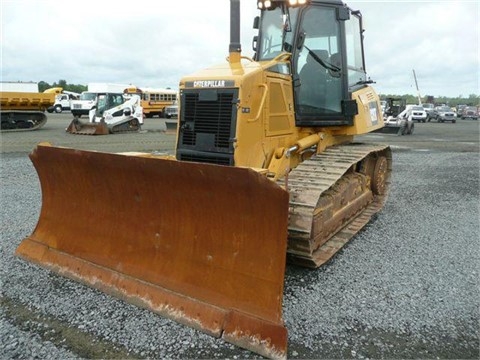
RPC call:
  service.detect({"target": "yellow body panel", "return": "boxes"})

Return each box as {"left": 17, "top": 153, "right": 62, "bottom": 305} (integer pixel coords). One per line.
{"left": 179, "top": 55, "right": 385, "bottom": 179}
{"left": 341, "top": 88, "right": 385, "bottom": 135}
{"left": 0, "top": 91, "right": 55, "bottom": 111}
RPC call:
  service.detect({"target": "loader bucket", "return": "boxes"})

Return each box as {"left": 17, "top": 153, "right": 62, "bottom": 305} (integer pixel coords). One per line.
{"left": 16, "top": 143, "right": 290, "bottom": 359}
{"left": 66, "top": 118, "right": 109, "bottom": 135}
{"left": 381, "top": 126, "right": 403, "bottom": 135}
{"left": 373, "top": 124, "right": 404, "bottom": 135}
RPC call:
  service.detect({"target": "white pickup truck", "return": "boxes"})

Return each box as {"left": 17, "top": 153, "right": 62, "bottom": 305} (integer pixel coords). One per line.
{"left": 70, "top": 92, "right": 98, "bottom": 118}
{"left": 47, "top": 91, "right": 80, "bottom": 113}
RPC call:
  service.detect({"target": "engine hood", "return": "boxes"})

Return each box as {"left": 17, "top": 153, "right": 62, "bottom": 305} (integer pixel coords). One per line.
{"left": 179, "top": 55, "right": 291, "bottom": 90}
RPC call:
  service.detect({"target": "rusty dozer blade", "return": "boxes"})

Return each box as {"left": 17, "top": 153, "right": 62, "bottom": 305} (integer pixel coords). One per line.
{"left": 16, "top": 143, "right": 290, "bottom": 359}
{"left": 66, "top": 117, "right": 109, "bottom": 135}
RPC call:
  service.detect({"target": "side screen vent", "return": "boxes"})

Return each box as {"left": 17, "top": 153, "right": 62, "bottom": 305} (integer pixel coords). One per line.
{"left": 177, "top": 88, "right": 239, "bottom": 165}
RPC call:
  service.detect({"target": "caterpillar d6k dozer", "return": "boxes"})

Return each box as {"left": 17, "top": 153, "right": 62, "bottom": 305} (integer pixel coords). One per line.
{"left": 16, "top": 0, "right": 392, "bottom": 358}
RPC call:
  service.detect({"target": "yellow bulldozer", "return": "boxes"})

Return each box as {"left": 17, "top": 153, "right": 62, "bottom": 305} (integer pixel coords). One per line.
{"left": 16, "top": 0, "right": 391, "bottom": 358}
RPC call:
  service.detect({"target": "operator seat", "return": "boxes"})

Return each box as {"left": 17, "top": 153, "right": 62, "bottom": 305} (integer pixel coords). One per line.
{"left": 299, "top": 49, "right": 329, "bottom": 109}
{"left": 324, "top": 52, "right": 343, "bottom": 113}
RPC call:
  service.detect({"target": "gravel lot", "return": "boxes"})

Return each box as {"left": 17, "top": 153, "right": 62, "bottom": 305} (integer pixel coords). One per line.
{"left": 1, "top": 114, "right": 479, "bottom": 359}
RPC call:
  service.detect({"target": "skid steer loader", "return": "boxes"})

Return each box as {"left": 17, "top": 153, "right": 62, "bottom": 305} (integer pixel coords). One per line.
{"left": 16, "top": 1, "right": 392, "bottom": 358}
{"left": 374, "top": 97, "right": 413, "bottom": 135}
{"left": 66, "top": 93, "right": 143, "bottom": 135}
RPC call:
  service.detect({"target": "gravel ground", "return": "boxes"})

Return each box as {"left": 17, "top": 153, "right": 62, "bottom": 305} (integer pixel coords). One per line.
{"left": 0, "top": 118, "right": 479, "bottom": 359}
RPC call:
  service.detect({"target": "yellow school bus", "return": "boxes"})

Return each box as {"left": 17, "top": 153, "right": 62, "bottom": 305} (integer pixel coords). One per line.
{"left": 125, "top": 87, "right": 177, "bottom": 118}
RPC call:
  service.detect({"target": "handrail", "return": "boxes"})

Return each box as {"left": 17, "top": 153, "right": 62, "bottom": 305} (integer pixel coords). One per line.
{"left": 225, "top": 55, "right": 255, "bottom": 62}
{"left": 272, "top": 53, "right": 291, "bottom": 62}
{"left": 248, "top": 84, "right": 268, "bottom": 123}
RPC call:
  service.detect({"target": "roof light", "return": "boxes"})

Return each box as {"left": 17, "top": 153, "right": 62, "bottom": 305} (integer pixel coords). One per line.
{"left": 257, "top": 0, "right": 272, "bottom": 9}
{"left": 258, "top": 0, "right": 310, "bottom": 10}
{"left": 288, "top": 0, "right": 309, "bottom": 7}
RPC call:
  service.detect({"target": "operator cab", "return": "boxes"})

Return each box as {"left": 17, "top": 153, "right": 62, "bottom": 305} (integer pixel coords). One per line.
{"left": 254, "top": 0, "right": 369, "bottom": 126}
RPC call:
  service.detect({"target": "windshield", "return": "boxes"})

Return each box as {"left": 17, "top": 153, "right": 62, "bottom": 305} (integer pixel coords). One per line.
{"left": 95, "top": 93, "right": 124, "bottom": 116}
{"left": 295, "top": 5, "right": 343, "bottom": 115}
{"left": 412, "top": 106, "right": 423, "bottom": 110}
{"left": 257, "top": 7, "right": 298, "bottom": 60}
{"left": 80, "top": 92, "right": 96, "bottom": 101}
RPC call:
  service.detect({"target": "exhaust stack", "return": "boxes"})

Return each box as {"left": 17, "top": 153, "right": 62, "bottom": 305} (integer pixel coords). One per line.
{"left": 229, "top": 0, "right": 241, "bottom": 63}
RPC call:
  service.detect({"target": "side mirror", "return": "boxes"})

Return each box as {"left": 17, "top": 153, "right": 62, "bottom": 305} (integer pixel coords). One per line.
{"left": 337, "top": 6, "right": 350, "bottom": 20}
{"left": 253, "top": 16, "right": 259, "bottom": 29}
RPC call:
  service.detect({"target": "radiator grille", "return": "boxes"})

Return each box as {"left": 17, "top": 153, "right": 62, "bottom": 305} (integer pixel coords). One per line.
{"left": 177, "top": 88, "right": 238, "bottom": 166}
{"left": 181, "top": 92, "right": 235, "bottom": 149}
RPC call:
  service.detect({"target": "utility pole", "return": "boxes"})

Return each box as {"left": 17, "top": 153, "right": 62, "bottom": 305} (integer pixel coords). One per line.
{"left": 412, "top": 69, "right": 422, "bottom": 105}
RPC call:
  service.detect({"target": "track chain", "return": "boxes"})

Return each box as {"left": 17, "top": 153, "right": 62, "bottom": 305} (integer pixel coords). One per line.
{"left": 278, "top": 143, "right": 392, "bottom": 268}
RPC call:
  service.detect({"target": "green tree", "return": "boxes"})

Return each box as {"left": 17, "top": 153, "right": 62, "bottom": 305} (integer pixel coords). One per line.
{"left": 38, "top": 80, "right": 87, "bottom": 94}
{"left": 57, "top": 79, "right": 67, "bottom": 89}
{"left": 38, "top": 81, "right": 51, "bottom": 92}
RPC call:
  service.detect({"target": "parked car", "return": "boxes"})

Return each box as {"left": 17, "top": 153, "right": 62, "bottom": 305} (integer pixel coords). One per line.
{"left": 407, "top": 105, "right": 427, "bottom": 122}
{"left": 432, "top": 106, "right": 456, "bottom": 123}
{"left": 461, "top": 106, "right": 478, "bottom": 120}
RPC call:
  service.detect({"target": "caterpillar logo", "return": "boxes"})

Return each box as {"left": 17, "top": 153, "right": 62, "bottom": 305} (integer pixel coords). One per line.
{"left": 195, "top": 80, "right": 225, "bottom": 88}
{"left": 185, "top": 80, "right": 235, "bottom": 88}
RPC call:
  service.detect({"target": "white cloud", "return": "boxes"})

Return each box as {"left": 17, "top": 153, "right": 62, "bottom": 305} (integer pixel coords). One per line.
{"left": 348, "top": 0, "right": 479, "bottom": 97}
{"left": 1, "top": 0, "right": 478, "bottom": 97}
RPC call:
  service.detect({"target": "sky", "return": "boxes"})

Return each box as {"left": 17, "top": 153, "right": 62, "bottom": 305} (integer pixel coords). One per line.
{"left": 1, "top": 0, "right": 478, "bottom": 98}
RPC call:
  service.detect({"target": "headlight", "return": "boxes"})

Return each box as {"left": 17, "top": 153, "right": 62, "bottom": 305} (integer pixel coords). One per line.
{"left": 289, "top": 0, "right": 308, "bottom": 6}
{"left": 258, "top": 0, "right": 309, "bottom": 9}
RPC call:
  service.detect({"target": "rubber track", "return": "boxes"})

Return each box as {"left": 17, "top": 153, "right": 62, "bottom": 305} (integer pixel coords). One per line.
{"left": 278, "top": 143, "right": 392, "bottom": 268}
{"left": 0, "top": 111, "right": 47, "bottom": 132}
{"left": 67, "top": 118, "right": 141, "bottom": 135}
{"left": 111, "top": 124, "right": 141, "bottom": 134}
